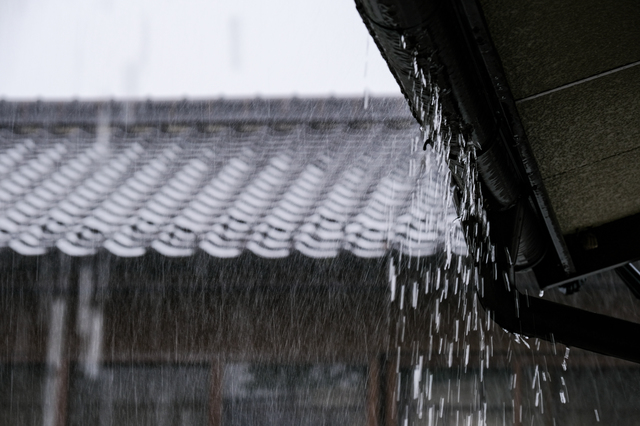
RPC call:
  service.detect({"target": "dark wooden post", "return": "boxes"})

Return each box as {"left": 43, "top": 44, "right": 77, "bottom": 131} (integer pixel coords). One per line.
{"left": 367, "top": 355, "right": 382, "bottom": 426}
{"left": 42, "top": 253, "right": 72, "bottom": 426}
{"left": 209, "top": 358, "right": 223, "bottom": 426}
{"left": 385, "top": 354, "right": 399, "bottom": 426}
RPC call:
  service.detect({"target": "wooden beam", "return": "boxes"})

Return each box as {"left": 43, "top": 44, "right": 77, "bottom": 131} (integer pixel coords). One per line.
{"left": 384, "top": 354, "right": 399, "bottom": 426}
{"left": 209, "top": 358, "right": 223, "bottom": 426}
{"left": 367, "top": 355, "right": 382, "bottom": 426}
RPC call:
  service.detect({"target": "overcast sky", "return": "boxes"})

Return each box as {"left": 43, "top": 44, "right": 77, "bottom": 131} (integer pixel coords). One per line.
{"left": 0, "top": 0, "right": 401, "bottom": 99}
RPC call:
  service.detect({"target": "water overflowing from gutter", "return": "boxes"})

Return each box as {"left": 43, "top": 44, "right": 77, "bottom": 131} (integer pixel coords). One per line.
{"left": 389, "top": 45, "right": 567, "bottom": 426}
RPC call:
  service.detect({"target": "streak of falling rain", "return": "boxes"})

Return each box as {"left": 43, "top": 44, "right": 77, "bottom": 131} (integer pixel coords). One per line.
{"left": 229, "top": 16, "right": 242, "bottom": 72}
{"left": 364, "top": 37, "right": 370, "bottom": 110}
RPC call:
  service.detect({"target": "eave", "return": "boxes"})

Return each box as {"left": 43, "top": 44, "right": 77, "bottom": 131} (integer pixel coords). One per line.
{"left": 356, "top": 0, "right": 640, "bottom": 362}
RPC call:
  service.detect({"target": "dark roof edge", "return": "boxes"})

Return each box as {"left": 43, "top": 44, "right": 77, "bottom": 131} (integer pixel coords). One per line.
{"left": 355, "top": 0, "right": 573, "bottom": 277}
{"left": 0, "top": 97, "right": 412, "bottom": 126}
{"left": 357, "top": 0, "right": 640, "bottom": 363}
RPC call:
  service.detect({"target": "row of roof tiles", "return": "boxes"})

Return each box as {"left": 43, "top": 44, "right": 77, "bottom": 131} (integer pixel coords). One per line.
{"left": 0, "top": 101, "right": 466, "bottom": 260}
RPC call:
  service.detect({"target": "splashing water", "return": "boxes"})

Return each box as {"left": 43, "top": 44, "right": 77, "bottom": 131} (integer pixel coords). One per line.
{"left": 388, "top": 44, "right": 581, "bottom": 426}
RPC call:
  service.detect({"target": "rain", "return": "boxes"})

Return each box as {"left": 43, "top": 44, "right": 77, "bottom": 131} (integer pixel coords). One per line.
{"left": 2, "top": 1, "right": 640, "bottom": 426}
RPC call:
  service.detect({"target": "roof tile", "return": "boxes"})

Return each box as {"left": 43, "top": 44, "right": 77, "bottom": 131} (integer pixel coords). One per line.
{"left": 0, "top": 99, "right": 467, "bottom": 259}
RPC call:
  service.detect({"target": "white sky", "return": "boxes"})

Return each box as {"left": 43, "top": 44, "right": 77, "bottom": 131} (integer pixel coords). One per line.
{"left": 0, "top": 0, "right": 401, "bottom": 99}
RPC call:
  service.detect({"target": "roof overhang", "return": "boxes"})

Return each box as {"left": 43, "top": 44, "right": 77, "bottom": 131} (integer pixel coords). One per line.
{"left": 356, "top": 0, "right": 640, "bottom": 362}
{"left": 356, "top": 0, "right": 640, "bottom": 288}
{"left": 356, "top": 0, "right": 573, "bottom": 282}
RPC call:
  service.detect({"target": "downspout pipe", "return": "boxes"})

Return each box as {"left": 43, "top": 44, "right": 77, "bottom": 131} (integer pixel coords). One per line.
{"left": 356, "top": 0, "right": 640, "bottom": 363}
{"left": 482, "top": 250, "right": 640, "bottom": 363}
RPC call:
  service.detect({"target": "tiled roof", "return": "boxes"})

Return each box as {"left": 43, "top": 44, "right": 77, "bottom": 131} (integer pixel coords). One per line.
{"left": 0, "top": 98, "right": 466, "bottom": 259}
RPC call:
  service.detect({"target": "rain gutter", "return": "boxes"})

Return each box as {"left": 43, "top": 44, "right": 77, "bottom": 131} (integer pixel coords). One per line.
{"left": 356, "top": 0, "right": 640, "bottom": 363}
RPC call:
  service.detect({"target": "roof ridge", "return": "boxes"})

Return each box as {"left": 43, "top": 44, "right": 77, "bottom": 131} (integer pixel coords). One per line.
{"left": 0, "top": 97, "right": 413, "bottom": 127}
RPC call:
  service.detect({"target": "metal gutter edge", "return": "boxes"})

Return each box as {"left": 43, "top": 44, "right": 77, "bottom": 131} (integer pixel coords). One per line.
{"left": 454, "top": 0, "right": 575, "bottom": 281}
{"left": 355, "top": 0, "right": 572, "bottom": 276}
